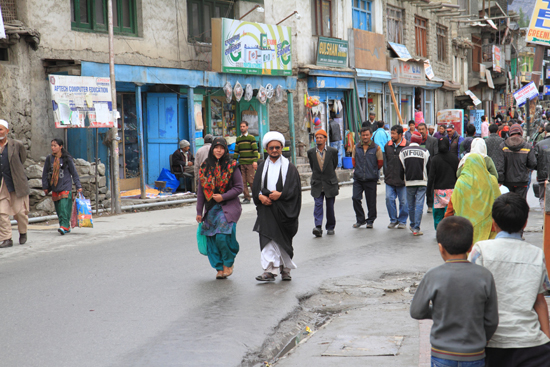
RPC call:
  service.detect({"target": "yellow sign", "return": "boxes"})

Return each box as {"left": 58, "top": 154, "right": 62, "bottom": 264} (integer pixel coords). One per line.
{"left": 526, "top": 0, "right": 550, "bottom": 46}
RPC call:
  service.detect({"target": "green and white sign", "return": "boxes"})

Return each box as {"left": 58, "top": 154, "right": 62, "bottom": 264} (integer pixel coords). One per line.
{"left": 316, "top": 37, "right": 348, "bottom": 68}
{"left": 217, "top": 18, "right": 292, "bottom": 76}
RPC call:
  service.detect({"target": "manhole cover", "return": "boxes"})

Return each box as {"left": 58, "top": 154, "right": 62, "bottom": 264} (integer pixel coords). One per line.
{"left": 322, "top": 335, "right": 404, "bottom": 357}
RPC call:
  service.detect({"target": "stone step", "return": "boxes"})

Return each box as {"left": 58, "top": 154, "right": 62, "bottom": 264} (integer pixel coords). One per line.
{"left": 296, "top": 156, "right": 308, "bottom": 165}
{"left": 296, "top": 163, "right": 312, "bottom": 174}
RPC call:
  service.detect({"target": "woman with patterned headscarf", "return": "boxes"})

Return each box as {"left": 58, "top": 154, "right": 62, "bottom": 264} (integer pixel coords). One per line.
{"left": 196, "top": 137, "right": 243, "bottom": 279}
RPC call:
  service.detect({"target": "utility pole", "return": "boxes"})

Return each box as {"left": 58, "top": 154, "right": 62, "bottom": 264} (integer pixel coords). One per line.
{"left": 107, "top": 0, "right": 121, "bottom": 214}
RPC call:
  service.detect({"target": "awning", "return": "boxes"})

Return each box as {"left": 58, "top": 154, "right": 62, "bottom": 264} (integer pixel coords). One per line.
{"left": 356, "top": 69, "right": 392, "bottom": 82}
{"left": 388, "top": 42, "right": 424, "bottom": 62}
{"left": 424, "top": 81, "right": 443, "bottom": 90}
{"left": 442, "top": 81, "right": 462, "bottom": 91}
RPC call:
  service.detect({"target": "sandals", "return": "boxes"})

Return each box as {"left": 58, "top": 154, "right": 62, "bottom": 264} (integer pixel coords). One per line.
{"left": 223, "top": 265, "right": 234, "bottom": 277}
{"left": 281, "top": 271, "right": 292, "bottom": 281}
{"left": 255, "top": 272, "right": 276, "bottom": 282}
{"left": 216, "top": 271, "right": 227, "bottom": 279}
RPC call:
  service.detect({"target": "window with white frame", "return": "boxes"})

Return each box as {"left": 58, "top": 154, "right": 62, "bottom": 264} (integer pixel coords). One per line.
{"left": 352, "top": 0, "right": 372, "bottom": 31}
{"left": 387, "top": 5, "right": 403, "bottom": 44}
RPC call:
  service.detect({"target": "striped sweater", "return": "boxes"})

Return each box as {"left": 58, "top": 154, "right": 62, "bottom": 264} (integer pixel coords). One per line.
{"left": 233, "top": 134, "right": 258, "bottom": 165}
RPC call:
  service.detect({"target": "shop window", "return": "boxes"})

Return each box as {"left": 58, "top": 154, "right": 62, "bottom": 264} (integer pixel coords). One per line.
{"left": 472, "top": 36, "right": 481, "bottom": 72}
{"left": 414, "top": 16, "right": 427, "bottom": 57}
{"left": 352, "top": 0, "right": 372, "bottom": 32}
{"left": 210, "top": 96, "right": 237, "bottom": 137}
{"left": 386, "top": 5, "right": 403, "bottom": 44}
{"left": 313, "top": 0, "right": 333, "bottom": 37}
{"left": 436, "top": 24, "right": 447, "bottom": 62}
{"left": 70, "top": 0, "right": 137, "bottom": 35}
{"left": 187, "top": 0, "right": 234, "bottom": 43}
{"left": 116, "top": 93, "right": 140, "bottom": 181}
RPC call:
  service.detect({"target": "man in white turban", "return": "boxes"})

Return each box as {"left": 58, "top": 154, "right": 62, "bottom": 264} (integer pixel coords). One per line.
{"left": 252, "top": 131, "right": 302, "bottom": 281}
{"left": 171, "top": 139, "right": 195, "bottom": 192}
{"left": 0, "top": 120, "right": 30, "bottom": 248}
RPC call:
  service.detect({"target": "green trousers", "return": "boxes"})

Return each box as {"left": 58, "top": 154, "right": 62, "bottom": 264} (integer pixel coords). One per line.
{"left": 433, "top": 207, "right": 446, "bottom": 230}
{"left": 54, "top": 192, "right": 73, "bottom": 230}
{"left": 206, "top": 223, "right": 239, "bottom": 271}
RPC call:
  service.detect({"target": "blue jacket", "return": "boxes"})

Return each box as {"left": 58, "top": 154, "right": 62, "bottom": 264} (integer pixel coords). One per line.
{"left": 372, "top": 129, "right": 391, "bottom": 153}
{"left": 354, "top": 142, "right": 380, "bottom": 182}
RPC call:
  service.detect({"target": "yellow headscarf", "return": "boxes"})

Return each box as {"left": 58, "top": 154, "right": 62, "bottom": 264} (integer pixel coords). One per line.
{"left": 451, "top": 153, "right": 500, "bottom": 244}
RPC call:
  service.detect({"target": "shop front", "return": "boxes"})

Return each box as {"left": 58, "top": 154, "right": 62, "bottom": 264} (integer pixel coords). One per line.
{"left": 386, "top": 58, "right": 426, "bottom": 127}
{"left": 356, "top": 69, "right": 392, "bottom": 123}
{"left": 76, "top": 61, "right": 296, "bottom": 190}
{"left": 71, "top": 17, "right": 297, "bottom": 191}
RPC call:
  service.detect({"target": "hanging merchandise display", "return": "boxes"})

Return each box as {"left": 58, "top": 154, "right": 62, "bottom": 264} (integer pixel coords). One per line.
{"left": 274, "top": 85, "right": 284, "bottom": 103}
{"left": 304, "top": 92, "right": 320, "bottom": 108}
{"left": 257, "top": 85, "right": 267, "bottom": 104}
{"left": 223, "top": 81, "right": 233, "bottom": 103}
{"left": 244, "top": 84, "right": 253, "bottom": 101}
{"left": 234, "top": 82, "right": 243, "bottom": 102}
{"left": 265, "top": 84, "right": 274, "bottom": 99}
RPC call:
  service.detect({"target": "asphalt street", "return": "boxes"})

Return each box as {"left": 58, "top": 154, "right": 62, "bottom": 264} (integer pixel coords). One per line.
{"left": 0, "top": 185, "right": 543, "bottom": 367}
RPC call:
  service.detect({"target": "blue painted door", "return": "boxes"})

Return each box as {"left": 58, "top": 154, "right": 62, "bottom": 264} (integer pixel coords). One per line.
{"left": 146, "top": 93, "right": 178, "bottom": 184}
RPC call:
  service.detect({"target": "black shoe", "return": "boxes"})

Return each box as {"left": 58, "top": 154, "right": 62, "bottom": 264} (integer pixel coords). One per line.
{"left": 352, "top": 222, "right": 367, "bottom": 228}
{"left": 366, "top": 223, "right": 373, "bottom": 228}
{"left": 256, "top": 272, "right": 276, "bottom": 282}
{"left": 19, "top": 233, "right": 27, "bottom": 245}
{"left": 327, "top": 230, "right": 335, "bottom": 235}
{"left": 0, "top": 239, "right": 13, "bottom": 248}
{"left": 242, "top": 199, "right": 251, "bottom": 204}
{"left": 312, "top": 227, "right": 323, "bottom": 237}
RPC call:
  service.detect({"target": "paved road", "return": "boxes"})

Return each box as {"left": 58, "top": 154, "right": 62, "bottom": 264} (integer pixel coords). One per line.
{"left": 0, "top": 185, "right": 543, "bottom": 367}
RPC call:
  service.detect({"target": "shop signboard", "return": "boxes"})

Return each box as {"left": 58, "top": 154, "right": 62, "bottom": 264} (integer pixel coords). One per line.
{"left": 437, "top": 109, "right": 464, "bottom": 136}
{"left": 492, "top": 45, "right": 501, "bottom": 72}
{"left": 470, "top": 110, "right": 484, "bottom": 135}
{"left": 388, "top": 42, "right": 412, "bottom": 60}
{"left": 465, "top": 90, "right": 482, "bottom": 106}
{"left": 48, "top": 75, "right": 114, "bottom": 129}
{"left": 390, "top": 59, "right": 426, "bottom": 86}
{"left": 316, "top": 37, "right": 349, "bottom": 68}
{"left": 513, "top": 81, "right": 539, "bottom": 106}
{"left": 526, "top": 0, "right": 550, "bottom": 46}
{"left": 424, "top": 60, "right": 434, "bottom": 80}
{"left": 0, "top": 6, "right": 5, "bottom": 39}
{"left": 212, "top": 18, "right": 292, "bottom": 76}
{"left": 353, "top": 29, "right": 386, "bottom": 71}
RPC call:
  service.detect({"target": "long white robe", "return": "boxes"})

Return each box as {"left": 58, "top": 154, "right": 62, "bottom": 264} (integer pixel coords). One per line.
{"left": 260, "top": 156, "right": 297, "bottom": 273}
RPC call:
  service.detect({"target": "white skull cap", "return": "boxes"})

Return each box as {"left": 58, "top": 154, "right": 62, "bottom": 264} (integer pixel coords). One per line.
{"left": 0, "top": 120, "right": 8, "bottom": 129}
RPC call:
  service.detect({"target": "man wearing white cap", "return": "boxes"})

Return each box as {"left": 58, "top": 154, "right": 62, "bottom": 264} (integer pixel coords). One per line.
{"left": 0, "top": 120, "right": 30, "bottom": 248}
{"left": 252, "top": 131, "right": 302, "bottom": 281}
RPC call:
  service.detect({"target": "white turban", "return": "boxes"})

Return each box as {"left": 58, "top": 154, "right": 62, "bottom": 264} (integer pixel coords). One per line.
{"left": 262, "top": 131, "right": 285, "bottom": 150}
{"left": 0, "top": 120, "right": 8, "bottom": 129}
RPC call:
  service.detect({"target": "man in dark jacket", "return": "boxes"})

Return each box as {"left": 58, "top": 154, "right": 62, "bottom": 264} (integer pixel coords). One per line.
{"left": 446, "top": 125, "right": 464, "bottom": 158}
{"left": 534, "top": 124, "right": 550, "bottom": 209}
{"left": 496, "top": 124, "right": 537, "bottom": 199}
{"left": 485, "top": 124, "right": 504, "bottom": 164}
{"left": 384, "top": 125, "right": 409, "bottom": 229}
{"left": 459, "top": 124, "right": 477, "bottom": 157}
{"left": 172, "top": 139, "right": 194, "bottom": 191}
{"left": 307, "top": 129, "right": 339, "bottom": 237}
{"left": 417, "top": 123, "right": 438, "bottom": 213}
{"left": 352, "top": 127, "right": 383, "bottom": 229}
{"left": 0, "top": 120, "right": 30, "bottom": 248}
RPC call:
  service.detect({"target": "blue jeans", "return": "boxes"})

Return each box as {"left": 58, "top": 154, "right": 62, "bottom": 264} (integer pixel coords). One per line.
{"left": 330, "top": 141, "right": 344, "bottom": 168}
{"left": 431, "top": 356, "right": 485, "bottom": 367}
{"left": 385, "top": 185, "right": 408, "bottom": 224}
{"left": 406, "top": 186, "right": 426, "bottom": 231}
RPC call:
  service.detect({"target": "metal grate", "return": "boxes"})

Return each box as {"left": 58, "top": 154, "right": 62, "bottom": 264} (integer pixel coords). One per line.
{"left": 0, "top": 0, "right": 17, "bottom": 23}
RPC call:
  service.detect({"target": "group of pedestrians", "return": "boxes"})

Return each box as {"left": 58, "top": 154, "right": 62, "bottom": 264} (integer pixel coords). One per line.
{"left": 196, "top": 131, "right": 301, "bottom": 282}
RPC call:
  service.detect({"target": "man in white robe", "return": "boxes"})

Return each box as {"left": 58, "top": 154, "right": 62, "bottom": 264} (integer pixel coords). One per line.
{"left": 252, "top": 132, "right": 301, "bottom": 281}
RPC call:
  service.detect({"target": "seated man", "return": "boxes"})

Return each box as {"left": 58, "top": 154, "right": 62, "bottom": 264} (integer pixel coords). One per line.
{"left": 172, "top": 139, "right": 194, "bottom": 191}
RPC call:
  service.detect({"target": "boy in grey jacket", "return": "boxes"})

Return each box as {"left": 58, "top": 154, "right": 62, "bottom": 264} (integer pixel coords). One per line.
{"left": 411, "top": 216, "right": 499, "bottom": 366}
